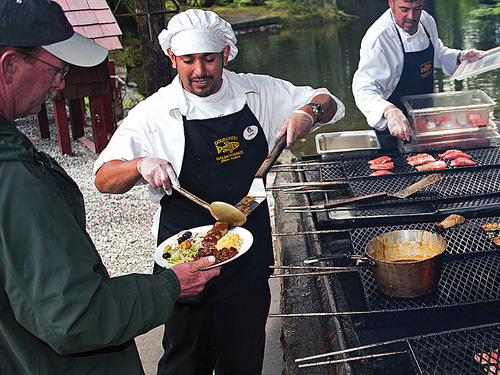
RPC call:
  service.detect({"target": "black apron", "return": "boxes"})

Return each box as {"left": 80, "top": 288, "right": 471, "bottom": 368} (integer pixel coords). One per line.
{"left": 375, "top": 23, "right": 434, "bottom": 150}
{"left": 156, "top": 104, "right": 274, "bottom": 303}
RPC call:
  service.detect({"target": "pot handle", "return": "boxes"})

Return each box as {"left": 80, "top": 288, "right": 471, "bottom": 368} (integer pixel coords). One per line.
{"left": 356, "top": 257, "right": 376, "bottom": 267}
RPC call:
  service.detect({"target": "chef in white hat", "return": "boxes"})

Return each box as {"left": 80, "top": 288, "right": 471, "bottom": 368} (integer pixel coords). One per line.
{"left": 94, "top": 9, "right": 345, "bottom": 375}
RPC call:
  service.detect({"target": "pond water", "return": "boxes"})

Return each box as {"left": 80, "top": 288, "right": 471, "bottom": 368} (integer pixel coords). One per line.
{"left": 132, "top": 0, "right": 500, "bottom": 157}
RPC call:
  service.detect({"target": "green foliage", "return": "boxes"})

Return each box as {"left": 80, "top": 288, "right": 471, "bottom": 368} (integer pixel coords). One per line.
{"left": 469, "top": 0, "right": 500, "bottom": 18}
{"left": 109, "top": 38, "right": 143, "bottom": 69}
{"left": 122, "top": 92, "right": 146, "bottom": 113}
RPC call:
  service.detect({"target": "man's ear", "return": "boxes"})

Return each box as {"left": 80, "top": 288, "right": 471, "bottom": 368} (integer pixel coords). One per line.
{"left": 0, "top": 51, "right": 19, "bottom": 84}
{"left": 166, "top": 48, "right": 177, "bottom": 69}
{"left": 222, "top": 45, "right": 230, "bottom": 66}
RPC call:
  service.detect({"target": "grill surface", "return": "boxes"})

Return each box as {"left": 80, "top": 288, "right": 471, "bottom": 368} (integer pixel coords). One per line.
{"left": 281, "top": 145, "right": 500, "bottom": 374}
{"left": 319, "top": 146, "right": 500, "bottom": 180}
{"left": 348, "top": 166, "right": 500, "bottom": 204}
{"left": 344, "top": 216, "right": 500, "bottom": 311}
{"left": 408, "top": 323, "right": 500, "bottom": 375}
{"left": 359, "top": 255, "right": 500, "bottom": 311}
{"left": 350, "top": 216, "right": 500, "bottom": 256}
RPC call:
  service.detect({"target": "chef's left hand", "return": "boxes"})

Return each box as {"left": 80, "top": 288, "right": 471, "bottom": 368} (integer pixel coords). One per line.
{"left": 459, "top": 49, "right": 487, "bottom": 63}
{"left": 276, "top": 110, "right": 315, "bottom": 149}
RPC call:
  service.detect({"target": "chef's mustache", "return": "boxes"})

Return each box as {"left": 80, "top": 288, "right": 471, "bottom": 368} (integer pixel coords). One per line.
{"left": 190, "top": 75, "right": 213, "bottom": 82}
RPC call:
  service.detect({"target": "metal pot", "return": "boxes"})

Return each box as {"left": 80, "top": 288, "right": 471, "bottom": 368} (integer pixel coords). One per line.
{"left": 365, "top": 230, "right": 446, "bottom": 298}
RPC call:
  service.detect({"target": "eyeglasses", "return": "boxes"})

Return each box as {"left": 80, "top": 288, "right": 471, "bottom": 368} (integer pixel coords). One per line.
{"left": 15, "top": 49, "right": 70, "bottom": 83}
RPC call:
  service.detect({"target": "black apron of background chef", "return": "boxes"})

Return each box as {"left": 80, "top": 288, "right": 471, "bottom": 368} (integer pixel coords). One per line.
{"left": 374, "top": 23, "right": 434, "bottom": 150}
{"left": 155, "top": 104, "right": 274, "bottom": 304}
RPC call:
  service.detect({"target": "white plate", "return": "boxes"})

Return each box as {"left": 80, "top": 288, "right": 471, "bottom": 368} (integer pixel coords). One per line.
{"left": 154, "top": 225, "right": 253, "bottom": 270}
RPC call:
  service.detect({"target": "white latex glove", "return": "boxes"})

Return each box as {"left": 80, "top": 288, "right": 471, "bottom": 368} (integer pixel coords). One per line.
{"left": 276, "top": 110, "right": 315, "bottom": 148}
{"left": 137, "top": 156, "right": 179, "bottom": 195}
{"left": 385, "top": 108, "right": 411, "bottom": 141}
{"left": 459, "top": 49, "right": 487, "bottom": 63}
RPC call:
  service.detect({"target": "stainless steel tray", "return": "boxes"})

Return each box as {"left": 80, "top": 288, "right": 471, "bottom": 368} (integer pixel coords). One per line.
{"left": 315, "top": 130, "right": 380, "bottom": 157}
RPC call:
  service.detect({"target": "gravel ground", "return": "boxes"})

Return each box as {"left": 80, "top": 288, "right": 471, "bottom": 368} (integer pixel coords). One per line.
{"left": 15, "top": 105, "right": 157, "bottom": 277}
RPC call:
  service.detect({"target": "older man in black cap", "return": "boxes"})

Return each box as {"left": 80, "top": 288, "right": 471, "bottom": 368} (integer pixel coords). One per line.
{"left": 0, "top": 1, "right": 220, "bottom": 374}
{"left": 94, "top": 8, "right": 345, "bottom": 375}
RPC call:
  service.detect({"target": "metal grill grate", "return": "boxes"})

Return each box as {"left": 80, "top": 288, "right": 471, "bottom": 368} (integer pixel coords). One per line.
{"left": 350, "top": 216, "right": 500, "bottom": 256}
{"left": 348, "top": 166, "right": 500, "bottom": 204}
{"left": 408, "top": 324, "right": 500, "bottom": 375}
{"left": 343, "top": 147, "right": 500, "bottom": 178}
{"left": 319, "top": 162, "right": 345, "bottom": 181}
{"left": 436, "top": 196, "right": 500, "bottom": 210}
{"left": 344, "top": 217, "right": 500, "bottom": 311}
{"left": 318, "top": 147, "right": 500, "bottom": 180}
{"left": 358, "top": 255, "right": 500, "bottom": 311}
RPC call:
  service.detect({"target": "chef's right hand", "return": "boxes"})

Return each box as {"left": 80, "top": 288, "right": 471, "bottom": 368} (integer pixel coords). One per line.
{"left": 459, "top": 49, "right": 486, "bottom": 63}
{"left": 137, "top": 156, "right": 179, "bottom": 195}
{"left": 172, "top": 256, "right": 221, "bottom": 298}
{"left": 385, "top": 107, "right": 411, "bottom": 141}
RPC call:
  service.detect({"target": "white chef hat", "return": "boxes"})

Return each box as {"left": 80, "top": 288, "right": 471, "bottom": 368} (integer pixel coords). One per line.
{"left": 158, "top": 9, "right": 238, "bottom": 61}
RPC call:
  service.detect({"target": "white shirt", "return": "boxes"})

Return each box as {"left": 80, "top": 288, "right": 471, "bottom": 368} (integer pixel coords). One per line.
{"left": 94, "top": 69, "right": 344, "bottom": 235}
{"left": 352, "top": 9, "right": 460, "bottom": 130}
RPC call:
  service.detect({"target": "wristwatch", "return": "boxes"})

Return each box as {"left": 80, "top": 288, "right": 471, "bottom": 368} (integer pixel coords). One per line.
{"left": 306, "top": 103, "right": 324, "bottom": 123}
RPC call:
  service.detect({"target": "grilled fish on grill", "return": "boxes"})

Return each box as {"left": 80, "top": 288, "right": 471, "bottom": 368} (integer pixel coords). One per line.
{"left": 482, "top": 223, "right": 500, "bottom": 232}
{"left": 415, "top": 160, "right": 446, "bottom": 171}
{"left": 370, "top": 170, "right": 393, "bottom": 176}
{"left": 450, "top": 157, "right": 476, "bottom": 167}
{"left": 406, "top": 153, "right": 436, "bottom": 166}
{"left": 474, "top": 348, "right": 499, "bottom": 366}
{"left": 369, "top": 161, "right": 394, "bottom": 170}
{"left": 368, "top": 156, "right": 392, "bottom": 165}
{"left": 435, "top": 214, "right": 465, "bottom": 229}
{"left": 438, "top": 149, "right": 472, "bottom": 159}
{"left": 493, "top": 237, "right": 500, "bottom": 247}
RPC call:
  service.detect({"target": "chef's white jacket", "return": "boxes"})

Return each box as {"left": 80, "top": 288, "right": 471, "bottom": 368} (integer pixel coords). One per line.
{"left": 352, "top": 9, "right": 460, "bottom": 130}
{"left": 94, "top": 69, "right": 344, "bottom": 235}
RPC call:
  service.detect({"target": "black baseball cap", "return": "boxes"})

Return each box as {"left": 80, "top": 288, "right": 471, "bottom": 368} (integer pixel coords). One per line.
{"left": 0, "top": 0, "right": 108, "bottom": 67}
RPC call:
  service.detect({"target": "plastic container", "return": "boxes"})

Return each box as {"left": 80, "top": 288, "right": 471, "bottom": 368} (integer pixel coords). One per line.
{"left": 451, "top": 45, "right": 500, "bottom": 81}
{"left": 398, "top": 121, "right": 500, "bottom": 153}
{"left": 401, "top": 90, "right": 495, "bottom": 136}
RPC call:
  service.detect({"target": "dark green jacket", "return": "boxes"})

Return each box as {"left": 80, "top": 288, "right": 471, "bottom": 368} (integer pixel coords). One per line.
{"left": 0, "top": 116, "right": 180, "bottom": 374}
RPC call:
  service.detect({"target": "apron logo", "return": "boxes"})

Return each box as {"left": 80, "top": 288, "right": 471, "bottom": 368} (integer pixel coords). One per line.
{"left": 215, "top": 136, "right": 243, "bottom": 163}
{"left": 420, "top": 61, "right": 432, "bottom": 78}
{"left": 243, "top": 125, "right": 259, "bottom": 141}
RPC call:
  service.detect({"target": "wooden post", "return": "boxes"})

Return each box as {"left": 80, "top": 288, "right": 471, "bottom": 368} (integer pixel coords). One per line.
{"left": 89, "top": 95, "right": 111, "bottom": 154}
{"left": 69, "top": 98, "right": 86, "bottom": 139}
{"left": 36, "top": 103, "right": 50, "bottom": 139}
{"left": 52, "top": 99, "right": 73, "bottom": 156}
{"left": 134, "top": 0, "right": 173, "bottom": 96}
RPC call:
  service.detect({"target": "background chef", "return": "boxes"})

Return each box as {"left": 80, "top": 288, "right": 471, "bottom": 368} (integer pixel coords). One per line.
{"left": 352, "top": 0, "right": 485, "bottom": 150}
{"left": 93, "top": 9, "right": 345, "bottom": 375}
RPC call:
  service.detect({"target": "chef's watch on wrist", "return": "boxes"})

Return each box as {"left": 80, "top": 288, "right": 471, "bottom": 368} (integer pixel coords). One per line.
{"left": 306, "top": 103, "right": 324, "bottom": 123}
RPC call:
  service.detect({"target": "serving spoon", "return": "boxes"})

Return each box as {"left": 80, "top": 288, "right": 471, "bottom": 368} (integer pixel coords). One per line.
{"left": 174, "top": 186, "right": 247, "bottom": 226}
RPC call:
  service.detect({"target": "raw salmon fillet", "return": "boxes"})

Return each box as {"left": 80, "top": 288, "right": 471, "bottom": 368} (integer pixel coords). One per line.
{"left": 370, "top": 170, "right": 393, "bottom": 176}
{"left": 368, "top": 156, "right": 392, "bottom": 165}
{"left": 369, "top": 162, "right": 394, "bottom": 170}
{"left": 406, "top": 153, "right": 436, "bottom": 166}
{"left": 450, "top": 157, "right": 476, "bottom": 167}
{"left": 438, "top": 149, "right": 471, "bottom": 159}
{"left": 415, "top": 161, "right": 446, "bottom": 171}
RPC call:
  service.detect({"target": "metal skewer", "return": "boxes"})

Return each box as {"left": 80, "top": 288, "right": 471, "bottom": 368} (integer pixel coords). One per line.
{"left": 297, "top": 351, "right": 407, "bottom": 368}
{"left": 271, "top": 270, "right": 353, "bottom": 278}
